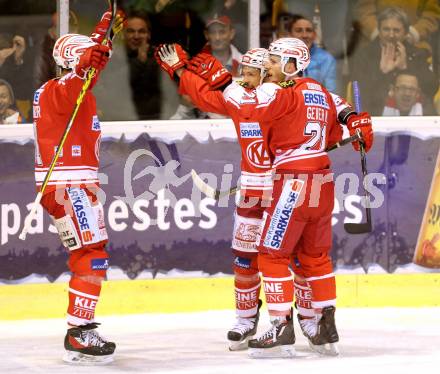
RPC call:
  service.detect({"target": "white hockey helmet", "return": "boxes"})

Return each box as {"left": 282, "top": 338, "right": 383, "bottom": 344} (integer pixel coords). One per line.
{"left": 53, "top": 33, "right": 97, "bottom": 70}
{"left": 268, "top": 37, "right": 310, "bottom": 78}
{"left": 239, "top": 48, "right": 269, "bottom": 84}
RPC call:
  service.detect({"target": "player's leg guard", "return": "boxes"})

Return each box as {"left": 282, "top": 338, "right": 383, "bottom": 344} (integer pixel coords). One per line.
{"left": 229, "top": 205, "right": 264, "bottom": 351}
{"left": 297, "top": 250, "right": 338, "bottom": 356}
{"left": 233, "top": 252, "right": 261, "bottom": 318}
{"left": 63, "top": 246, "right": 115, "bottom": 364}
{"left": 228, "top": 251, "right": 262, "bottom": 350}
{"left": 67, "top": 246, "right": 109, "bottom": 326}
{"left": 258, "top": 252, "right": 294, "bottom": 316}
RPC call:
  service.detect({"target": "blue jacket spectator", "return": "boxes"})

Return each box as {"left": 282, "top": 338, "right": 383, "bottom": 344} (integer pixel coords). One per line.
{"left": 289, "top": 14, "right": 337, "bottom": 93}
{"left": 304, "top": 43, "right": 337, "bottom": 92}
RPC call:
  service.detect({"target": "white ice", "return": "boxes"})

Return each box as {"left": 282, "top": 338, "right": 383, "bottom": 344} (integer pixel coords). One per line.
{"left": 0, "top": 308, "right": 439, "bottom": 374}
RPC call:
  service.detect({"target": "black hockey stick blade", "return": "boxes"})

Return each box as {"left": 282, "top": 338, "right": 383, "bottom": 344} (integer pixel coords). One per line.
{"left": 343, "top": 138, "right": 373, "bottom": 234}
{"left": 344, "top": 220, "right": 372, "bottom": 234}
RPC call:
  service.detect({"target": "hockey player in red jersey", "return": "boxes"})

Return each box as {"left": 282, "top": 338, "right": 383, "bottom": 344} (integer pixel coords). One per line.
{"left": 156, "top": 46, "right": 270, "bottom": 350}
{"left": 155, "top": 44, "right": 352, "bottom": 352}
{"left": 33, "top": 10, "right": 122, "bottom": 364}
{"left": 242, "top": 38, "right": 373, "bottom": 358}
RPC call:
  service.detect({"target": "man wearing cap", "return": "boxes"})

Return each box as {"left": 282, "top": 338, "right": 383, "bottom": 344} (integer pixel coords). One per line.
{"left": 202, "top": 14, "right": 242, "bottom": 77}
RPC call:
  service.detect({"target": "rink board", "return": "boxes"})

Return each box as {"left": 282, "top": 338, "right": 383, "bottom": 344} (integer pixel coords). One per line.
{"left": 1, "top": 273, "right": 440, "bottom": 320}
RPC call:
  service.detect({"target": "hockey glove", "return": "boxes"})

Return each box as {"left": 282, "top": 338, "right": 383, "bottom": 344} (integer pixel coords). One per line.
{"left": 75, "top": 44, "right": 110, "bottom": 79}
{"left": 187, "top": 52, "right": 232, "bottom": 90}
{"left": 346, "top": 112, "right": 374, "bottom": 152}
{"left": 91, "top": 8, "right": 126, "bottom": 45}
{"left": 154, "top": 43, "right": 188, "bottom": 80}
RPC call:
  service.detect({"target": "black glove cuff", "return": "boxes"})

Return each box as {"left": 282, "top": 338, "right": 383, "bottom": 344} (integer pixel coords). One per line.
{"left": 339, "top": 108, "right": 357, "bottom": 125}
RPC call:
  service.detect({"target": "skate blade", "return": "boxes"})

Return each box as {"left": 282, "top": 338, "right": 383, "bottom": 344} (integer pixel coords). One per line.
{"left": 248, "top": 345, "right": 296, "bottom": 359}
{"left": 228, "top": 334, "right": 255, "bottom": 351}
{"left": 62, "top": 351, "right": 114, "bottom": 365}
{"left": 308, "top": 341, "right": 339, "bottom": 356}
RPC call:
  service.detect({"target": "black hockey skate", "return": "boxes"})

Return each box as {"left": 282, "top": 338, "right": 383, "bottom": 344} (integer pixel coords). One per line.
{"left": 227, "top": 300, "right": 262, "bottom": 351}
{"left": 248, "top": 309, "right": 296, "bottom": 358}
{"left": 303, "top": 306, "right": 339, "bottom": 356}
{"left": 63, "top": 322, "right": 116, "bottom": 364}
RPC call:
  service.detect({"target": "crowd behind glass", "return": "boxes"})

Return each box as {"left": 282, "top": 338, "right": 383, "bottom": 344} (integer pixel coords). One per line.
{"left": 1, "top": 0, "right": 440, "bottom": 125}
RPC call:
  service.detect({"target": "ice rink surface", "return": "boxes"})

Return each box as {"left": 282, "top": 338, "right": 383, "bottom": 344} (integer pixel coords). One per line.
{"left": 1, "top": 308, "right": 439, "bottom": 374}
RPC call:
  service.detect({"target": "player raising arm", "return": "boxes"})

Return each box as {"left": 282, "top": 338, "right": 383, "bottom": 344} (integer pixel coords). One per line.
{"left": 156, "top": 45, "right": 273, "bottom": 350}
{"left": 32, "top": 8, "right": 124, "bottom": 364}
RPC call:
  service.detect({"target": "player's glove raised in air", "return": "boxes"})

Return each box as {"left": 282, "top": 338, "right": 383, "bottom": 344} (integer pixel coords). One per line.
{"left": 75, "top": 44, "right": 111, "bottom": 79}
{"left": 187, "top": 52, "right": 232, "bottom": 90}
{"left": 346, "top": 112, "right": 374, "bottom": 152}
{"left": 154, "top": 43, "right": 188, "bottom": 80}
{"left": 91, "top": 8, "right": 126, "bottom": 45}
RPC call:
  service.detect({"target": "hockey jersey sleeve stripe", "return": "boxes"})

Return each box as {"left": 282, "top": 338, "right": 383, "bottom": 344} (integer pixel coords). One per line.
{"left": 36, "top": 179, "right": 100, "bottom": 186}
{"left": 273, "top": 151, "right": 327, "bottom": 167}
{"left": 35, "top": 165, "right": 99, "bottom": 171}
{"left": 35, "top": 169, "right": 98, "bottom": 183}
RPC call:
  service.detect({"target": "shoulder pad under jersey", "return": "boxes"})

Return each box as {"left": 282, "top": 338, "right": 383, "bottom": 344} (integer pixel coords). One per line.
{"left": 278, "top": 80, "right": 296, "bottom": 88}
{"left": 256, "top": 82, "right": 281, "bottom": 105}
{"left": 223, "top": 81, "right": 247, "bottom": 104}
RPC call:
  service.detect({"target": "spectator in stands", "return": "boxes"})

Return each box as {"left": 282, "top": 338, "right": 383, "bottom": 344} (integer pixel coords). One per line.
{"left": 0, "top": 79, "right": 23, "bottom": 124}
{"left": 202, "top": 14, "right": 242, "bottom": 77}
{"left": 95, "top": 9, "right": 161, "bottom": 121}
{"left": 210, "top": 0, "right": 248, "bottom": 53}
{"left": 350, "top": 6, "right": 436, "bottom": 115}
{"left": 171, "top": 14, "right": 242, "bottom": 120}
{"left": 289, "top": 14, "right": 337, "bottom": 93}
{"left": 383, "top": 72, "right": 435, "bottom": 115}
{"left": 124, "top": 10, "right": 162, "bottom": 120}
{"left": 0, "top": 33, "right": 34, "bottom": 121}
{"left": 353, "top": 0, "right": 440, "bottom": 47}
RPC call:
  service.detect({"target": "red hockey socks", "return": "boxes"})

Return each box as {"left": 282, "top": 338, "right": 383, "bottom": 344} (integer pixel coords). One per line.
{"left": 67, "top": 277, "right": 101, "bottom": 326}
{"left": 233, "top": 252, "right": 261, "bottom": 318}
{"left": 258, "top": 253, "right": 293, "bottom": 316}
{"left": 294, "top": 275, "right": 314, "bottom": 318}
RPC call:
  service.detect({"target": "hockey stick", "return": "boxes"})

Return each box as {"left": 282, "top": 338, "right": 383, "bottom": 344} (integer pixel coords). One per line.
{"left": 344, "top": 81, "right": 373, "bottom": 234}
{"left": 191, "top": 169, "right": 239, "bottom": 200}
{"left": 19, "top": 0, "right": 117, "bottom": 241}
{"left": 191, "top": 132, "right": 362, "bottom": 200}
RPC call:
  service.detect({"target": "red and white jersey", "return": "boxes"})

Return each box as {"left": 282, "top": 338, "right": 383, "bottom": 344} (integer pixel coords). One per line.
{"left": 180, "top": 70, "right": 272, "bottom": 197}
{"left": 252, "top": 78, "right": 339, "bottom": 171}
{"left": 33, "top": 72, "right": 101, "bottom": 193}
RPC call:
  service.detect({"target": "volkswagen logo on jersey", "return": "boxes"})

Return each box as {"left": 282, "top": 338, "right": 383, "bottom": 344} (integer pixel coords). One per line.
{"left": 246, "top": 140, "right": 271, "bottom": 168}
{"left": 263, "top": 179, "right": 304, "bottom": 250}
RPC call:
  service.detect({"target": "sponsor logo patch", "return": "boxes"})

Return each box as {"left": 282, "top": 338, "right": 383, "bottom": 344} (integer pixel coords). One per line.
{"left": 233, "top": 256, "right": 251, "bottom": 269}
{"left": 54, "top": 146, "right": 63, "bottom": 157}
{"left": 302, "top": 90, "right": 329, "bottom": 109}
{"left": 306, "top": 82, "right": 322, "bottom": 91}
{"left": 33, "top": 89, "right": 42, "bottom": 105}
{"left": 91, "top": 258, "right": 109, "bottom": 270}
{"left": 246, "top": 140, "right": 271, "bottom": 168}
{"left": 92, "top": 115, "right": 101, "bottom": 131}
{"left": 240, "top": 122, "right": 262, "bottom": 138}
{"left": 263, "top": 179, "right": 304, "bottom": 249}
{"left": 72, "top": 145, "right": 81, "bottom": 157}
{"left": 67, "top": 188, "right": 94, "bottom": 244}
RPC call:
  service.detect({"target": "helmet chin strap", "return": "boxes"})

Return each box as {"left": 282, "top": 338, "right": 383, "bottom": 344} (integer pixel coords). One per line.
{"left": 280, "top": 56, "right": 300, "bottom": 81}
{"left": 259, "top": 68, "right": 268, "bottom": 85}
